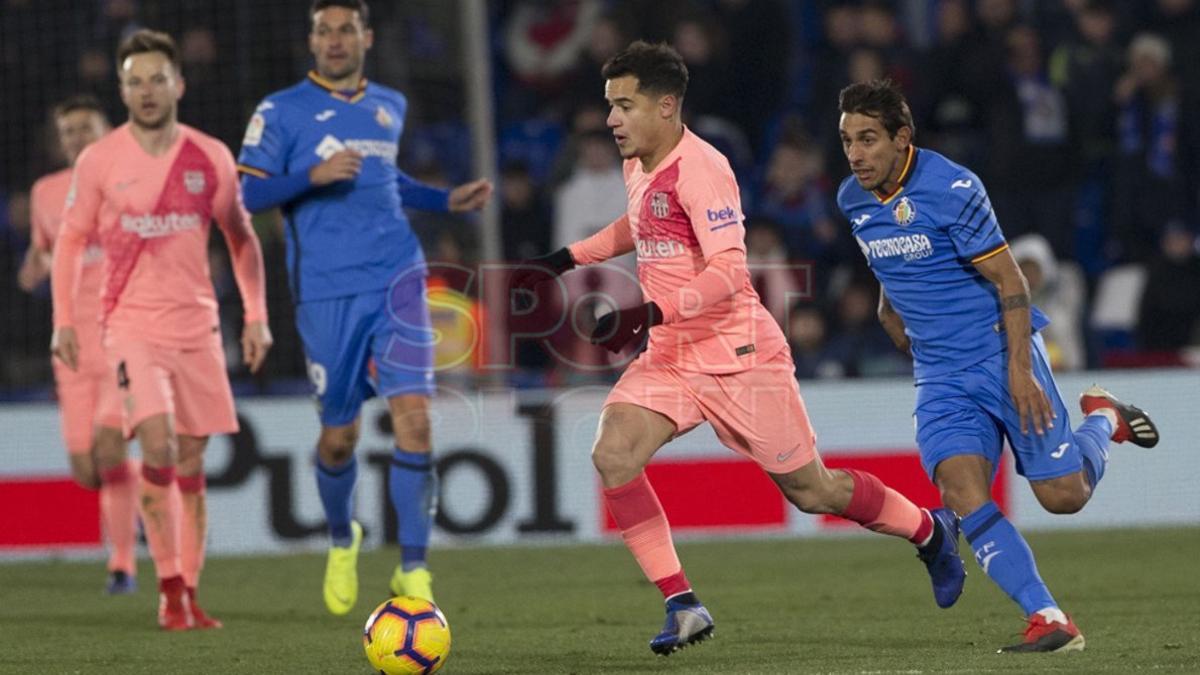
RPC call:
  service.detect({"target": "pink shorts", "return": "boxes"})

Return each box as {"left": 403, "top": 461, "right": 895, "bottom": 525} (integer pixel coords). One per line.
{"left": 52, "top": 327, "right": 122, "bottom": 454}
{"left": 105, "top": 331, "right": 238, "bottom": 438}
{"left": 605, "top": 346, "right": 818, "bottom": 473}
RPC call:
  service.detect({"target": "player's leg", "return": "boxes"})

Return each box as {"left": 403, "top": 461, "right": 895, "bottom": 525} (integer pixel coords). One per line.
{"left": 298, "top": 294, "right": 375, "bottom": 615}
{"left": 593, "top": 401, "right": 712, "bottom": 655}
{"left": 936, "top": 454, "right": 1084, "bottom": 652}
{"left": 134, "top": 413, "right": 190, "bottom": 630}
{"left": 93, "top": 425, "right": 138, "bottom": 594}
{"left": 373, "top": 276, "right": 439, "bottom": 601}
{"left": 93, "top": 352, "right": 138, "bottom": 595}
{"left": 175, "top": 433, "right": 221, "bottom": 629}
{"left": 384, "top": 394, "right": 437, "bottom": 602}
{"left": 168, "top": 334, "right": 244, "bottom": 630}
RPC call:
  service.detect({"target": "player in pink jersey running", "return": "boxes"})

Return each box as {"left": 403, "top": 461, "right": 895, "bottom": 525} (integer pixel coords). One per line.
{"left": 511, "top": 42, "right": 966, "bottom": 656}
{"left": 50, "top": 30, "right": 272, "bottom": 631}
{"left": 18, "top": 95, "right": 142, "bottom": 596}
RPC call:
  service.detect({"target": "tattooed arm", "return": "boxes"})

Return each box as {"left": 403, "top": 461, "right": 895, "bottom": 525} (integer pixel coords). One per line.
{"left": 974, "top": 247, "right": 1055, "bottom": 436}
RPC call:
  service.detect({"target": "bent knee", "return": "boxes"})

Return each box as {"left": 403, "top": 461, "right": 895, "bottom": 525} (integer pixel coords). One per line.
{"left": 319, "top": 428, "right": 359, "bottom": 466}
{"left": 1036, "top": 489, "right": 1089, "bottom": 514}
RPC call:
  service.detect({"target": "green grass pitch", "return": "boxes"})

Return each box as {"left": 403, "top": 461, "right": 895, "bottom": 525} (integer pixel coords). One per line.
{"left": 1, "top": 527, "right": 1196, "bottom": 674}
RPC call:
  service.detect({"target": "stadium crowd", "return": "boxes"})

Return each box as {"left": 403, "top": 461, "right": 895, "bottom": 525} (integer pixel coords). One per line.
{"left": 2, "top": 0, "right": 1198, "bottom": 394}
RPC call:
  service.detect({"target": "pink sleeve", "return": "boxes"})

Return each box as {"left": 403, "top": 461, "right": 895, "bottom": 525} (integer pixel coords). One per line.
{"left": 654, "top": 248, "right": 747, "bottom": 324}
{"left": 676, "top": 163, "right": 746, "bottom": 262}
{"left": 567, "top": 214, "right": 634, "bottom": 265}
{"left": 51, "top": 160, "right": 101, "bottom": 328}
{"left": 211, "top": 143, "right": 268, "bottom": 324}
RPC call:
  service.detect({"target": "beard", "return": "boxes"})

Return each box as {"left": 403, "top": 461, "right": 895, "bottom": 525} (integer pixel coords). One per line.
{"left": 131, "top": 107, "right": 172, "bottom": 130}
{"left": 318, "top": 55, "right": 361, "bottom": 82}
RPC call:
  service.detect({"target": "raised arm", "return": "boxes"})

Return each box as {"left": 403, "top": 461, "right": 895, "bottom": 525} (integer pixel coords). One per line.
{"left": 567, "top": 214, "right": 635, "bottom": 265}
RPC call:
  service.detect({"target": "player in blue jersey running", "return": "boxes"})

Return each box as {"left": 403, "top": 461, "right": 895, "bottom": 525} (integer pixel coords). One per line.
{"left": 236, "top": 0, "right": 492, "bottom": 615}
{"left": 835, "top": 80, "right": 1160, "bottom": 653}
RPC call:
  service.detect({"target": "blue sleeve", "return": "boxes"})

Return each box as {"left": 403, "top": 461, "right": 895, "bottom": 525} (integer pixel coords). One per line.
{"left": 241, "top": 171, "right": 313, "bottom": 213}
{"left": 396, "top": 170, "right": 450, "bottom": 212}
{"left": 942, "top": 173, "right": 1007, "bottom": 262}
{"left": 236, "top": 99, "right": 288, "bottom": 178}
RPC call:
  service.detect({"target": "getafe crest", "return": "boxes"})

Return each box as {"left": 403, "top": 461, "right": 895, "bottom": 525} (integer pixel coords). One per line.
{"left": 184, "top": 171, "right": 206, "bottom": 195}
{"left": 651, "top": 192, "right": 670, "bottom": 218}
{"left": 375, "top": 105, "right": 394, "bottom": 128}
{"left": 892, "top": 196, "right": 916, "bottom": 226}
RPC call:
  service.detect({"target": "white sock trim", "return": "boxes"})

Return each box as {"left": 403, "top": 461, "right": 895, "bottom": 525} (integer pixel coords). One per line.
{"left": 1035, "top": 607, "right": 1069, "bottom": 625}
{"left": 1088, "top": 408, "right": 1119, "bottom": 437}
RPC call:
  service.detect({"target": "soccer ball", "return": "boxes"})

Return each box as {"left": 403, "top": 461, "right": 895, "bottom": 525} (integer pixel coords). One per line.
{"left": 363, "top": 596, "right": 451, "bottom": 675}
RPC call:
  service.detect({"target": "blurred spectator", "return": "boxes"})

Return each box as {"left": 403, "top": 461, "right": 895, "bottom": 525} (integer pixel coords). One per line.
{"left": 823, "top": 282, "right": 910, "bottom": 378}
{"left": 711, "top": 0, "right": 789, "bottom": 154}
{"left": 1049, "top": 0, "right": 1123, "bottom": 166}
{"left": 671, "top": 13, "right": 728, "bottom": 121}
{"left": 503, "top": 0, "right": 603, "bottom": 116}
{"left": 1149, "top": 0, "right": 1200, "bottom": 91}
{"left": 787, "top": 304, "right": 843, "bottom": 380}
{"left": 1011, "top": 234, "right": 1086, "bottom": 370}
{"left": 1111, "top": 33, "right": 1195, "bottom": 262}
{"left": 562, "top": 12, "right": 630, "bottom": 117}
{"left": 858, "top": 1, "right": 915, "bottom": 92}
{"left": 917, "top": 0, "right": 987, "bottom": 166}
{"left": 746, "top": 221, "right": 806, "bottom": 328}
{"left": 753, "top": 135, "right": 840, "bottom": 275}
{"left": 500, "top": 161, "right": 552, "bottom": 263}
{"left": 1137, "top": 223, "right": 1200, "bottom": 350}
{"left": 983, "top": 24, "right": 1077, "bottom": 257}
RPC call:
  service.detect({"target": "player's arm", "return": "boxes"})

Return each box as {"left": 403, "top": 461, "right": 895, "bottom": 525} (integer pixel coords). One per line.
{"left": 50, "top": 160, "right": 101, "bottom": 371}
{"left": 395, "top": 170, "right": 493, "bottom": 214}
{"left": 18, "top": 182, "right": 56, "bottom": 291}
{"left": 974, "top": 247, "right": 1055, "bottom": 436}
{"left": 877, "top": 286, "right": 910, "bottom": 355}
{"left": 236, "top": 99, "right": 363, "bottom": 212}
{"left": 215, "top": 146, "right": 272, "bottom": 373}
{"left": 508, "top": 214, "right": 633, "bottom": 306}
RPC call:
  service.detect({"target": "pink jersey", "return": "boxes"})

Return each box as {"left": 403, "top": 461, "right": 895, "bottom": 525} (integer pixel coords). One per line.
{"left": 572, "top": 128, "right": 787, "bottom": 373}
{"left": 52, "top": 123, "right": 267, "bottom": 347}
{"left": 32, "top": 168, "right": 105, "bottom": 342}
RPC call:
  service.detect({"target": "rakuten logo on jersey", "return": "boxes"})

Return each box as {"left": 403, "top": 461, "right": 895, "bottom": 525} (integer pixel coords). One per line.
{"left": 120, "top": 212, "right": 203, "bottom": 238}
{"left": 859, "top": 233, "right": 934, "bottom": 262}
{"left": 637, "top": 238, "right": 687, "bottom": 259}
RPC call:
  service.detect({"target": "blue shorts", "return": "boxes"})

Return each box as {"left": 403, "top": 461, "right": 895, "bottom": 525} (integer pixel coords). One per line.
{"left": 915, "top": 333, "right": 1082, "bottom": 482}
{"left": 296, "top": 276, "right": 435, "bottom": 427}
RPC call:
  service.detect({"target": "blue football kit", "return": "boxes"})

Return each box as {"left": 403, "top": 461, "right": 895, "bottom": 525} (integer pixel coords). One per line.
{"left": 837, "top": 146, "right": 1085, "bottom": 482}
{"left": 238, "top": 72, "right": 448, "bottom": 425}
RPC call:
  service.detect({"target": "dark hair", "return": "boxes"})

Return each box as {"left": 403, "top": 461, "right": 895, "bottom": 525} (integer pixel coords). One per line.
{"left": 311, "top": 0, "right": 370, "bottom": 27}
{"left": 52, "top": 94, "right": 106, "bottom": 120}
{"left": 116, "top": 29, "right": 180, "bottom": 72}
{"left": 601, "top": 40, "right": 688, "bottom": 99}
{"left": 838, "top": 79, "right": 915, "bottom": 139}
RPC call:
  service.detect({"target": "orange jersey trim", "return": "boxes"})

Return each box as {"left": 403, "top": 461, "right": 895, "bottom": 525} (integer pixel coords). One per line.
{"left": 970, "top": 242, "right": 1009, "bottom": 264}
{"left": 237, "top": 164, "right": 269, "bottom": 178}
{"left": 873, "top": 145, "right": 917, "bottom": 204}
{"left": 307, "top": 70, "right": 367, "bottom": 103}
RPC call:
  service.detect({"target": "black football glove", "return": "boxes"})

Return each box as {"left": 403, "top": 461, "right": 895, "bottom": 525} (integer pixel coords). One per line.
{"left": 590, "top": 301, "right": 663, "bottom": 353}
{"left": 510, "top": 248, "right": 575, "bottom": 309}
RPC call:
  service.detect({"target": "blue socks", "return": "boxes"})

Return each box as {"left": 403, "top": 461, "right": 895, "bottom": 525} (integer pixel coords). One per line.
{"left": 389, "top": 447, "right": 437, "bottom": 571}
{"left": 316, "top": 454, "right": 358, "bottom": 547}
{"left": 962, "top": 501, "right": 1057, "bottom": 616}
{"left": 1074, "top": 414, "right": 1113, "bottom": 490}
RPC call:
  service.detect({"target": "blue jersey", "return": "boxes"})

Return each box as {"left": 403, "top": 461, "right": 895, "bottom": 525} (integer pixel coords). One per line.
{"left": 837, "top": 147, "right": 1049, "bottom": 381}
{"left": 237, "top": 72, "right": 445, "bottom": 303}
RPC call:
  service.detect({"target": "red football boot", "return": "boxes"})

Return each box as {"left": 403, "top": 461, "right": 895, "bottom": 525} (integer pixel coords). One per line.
{"left": 187, "top": 587, "right": 223, "bottom": 629}
{"left": 158, "top": 576, "right": 193, "bottom": 631}
{"left": 999, "top": 612, "right": 1085, "bottom": 653}
{"left": 1079, "top": 385, "right": 1159, "bottom": 447}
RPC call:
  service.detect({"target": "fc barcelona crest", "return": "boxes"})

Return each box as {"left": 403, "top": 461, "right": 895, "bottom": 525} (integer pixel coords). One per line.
{"left": 892, "top": 196, "right": 916, "bottom": 226}
{"left": 375, "top": 105, "right": 394, "bottom": 128}
{"left": 184, "top": 171, "right": 206, "bottom": 194}
{"left": 651, "top": 192, "right": 670, "bottom": 219}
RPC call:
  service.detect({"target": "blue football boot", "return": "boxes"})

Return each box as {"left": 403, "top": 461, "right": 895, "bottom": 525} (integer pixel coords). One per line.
{"left": 917, "top": 508, "right": 966, "bottom": 608}
{"left": 649, "top": 595, "right": 714, "bottom": 655}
